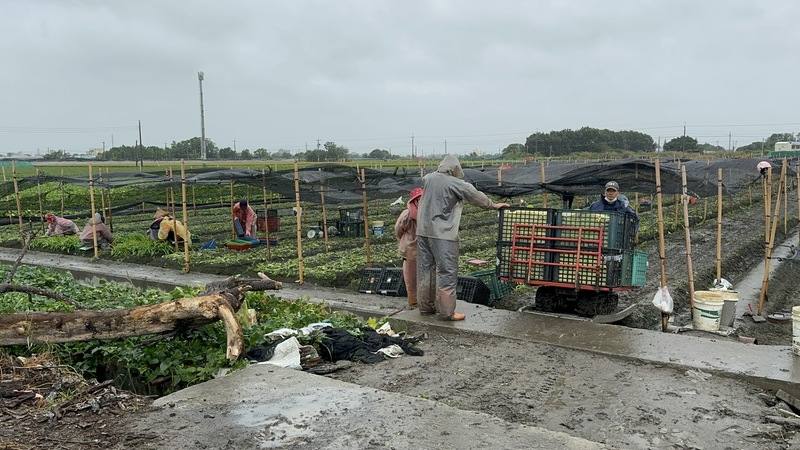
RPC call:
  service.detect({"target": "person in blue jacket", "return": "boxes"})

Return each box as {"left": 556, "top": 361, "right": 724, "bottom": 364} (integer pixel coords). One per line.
{"left": 588, "top": 181, "right": 637, "bottom": 215}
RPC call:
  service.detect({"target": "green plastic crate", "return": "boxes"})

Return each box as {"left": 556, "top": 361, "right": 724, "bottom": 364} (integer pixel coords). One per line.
{"left": 622, "top": 250, "right": 648, "bottom": 287}
{"left": 470, "top": 268, "right": 515, "bottom": 304}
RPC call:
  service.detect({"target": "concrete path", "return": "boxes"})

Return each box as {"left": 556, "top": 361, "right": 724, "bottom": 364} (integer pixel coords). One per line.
{"left": 3, "top": 247, "right": 800, "bottom": 397}
{"left": 126, "top": 364, "right": 602, "bottom": 449}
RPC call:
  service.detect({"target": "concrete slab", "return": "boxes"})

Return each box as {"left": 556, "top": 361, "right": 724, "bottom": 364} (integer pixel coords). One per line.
{"left": 5, "top": 247, "right": 800, "bottom": 398}
{"left": 127, "top": 364, "right": 602, "bottom": 449}
{"left": 393, "top": 301, "right": 800, "bottom": 397}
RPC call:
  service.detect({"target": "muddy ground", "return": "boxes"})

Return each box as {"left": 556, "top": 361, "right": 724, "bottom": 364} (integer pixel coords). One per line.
{"left": 738, "top": 258, "right": 800, "bottom": 345}
{"left": 494, "top": 198, "right": 800, "bottom": 332}
{"left": 329, "top": 324, "right": 799, "bottom": 449}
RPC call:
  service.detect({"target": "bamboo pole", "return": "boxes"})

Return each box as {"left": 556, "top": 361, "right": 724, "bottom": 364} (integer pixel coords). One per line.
{"left": 59, "top": 168, "right": 64, "bottom": 216}
{"left": 98, "top": 169, "right": 107, "bottom": 222}
{"left": 293, "top": 162, "right": 304, "bottom": 284}
{"left": 497, "top": 167, "right": 502, "bottom": 186}
{"left": 180, "top": 160, "right": 190, "bottom": 273}
{"left": 361, "top": 168, "right": 372, "bottom": 266}
{"left": 11, "top": 161, "right": 23, "bottom": 242}
{"left": 716, "top": 168, "right": 723, "bottom": 283}
{"left": 681, "top": 165, "right": 696, "bottom": 313}
{"left": 757, "top": 162, "right": 787, "bottom": 315}
{"left": 229, "top": 179, "right": 236, "bottom": 240}
{"left": 654, "top": 159, "right": 669, "bottom": 331}
{"left": 634, "top": 192, "right": 639, "bottom": 214}
{"left": 35, "top": 169, "right": 44, "bottom": 233}
{"left": 784, "top": 158, "right": 788, "bottom": 235}
{"left": 797, "top": 162, "right": 800, "bottom": 247}
{"left": 319, "top": 169, "right": 330, "bottom": 253}
{"left": 104, "top": 168, "right": 113, "bottom": 232}
{"left": 169, "top": 168, "right": 179, "bottom": 253}
{"left": 88, "top": 164, "right": 99, "bottom": 259}
{"left": 261, "top": 168, "right": 271, "bottom": 260}
{"left": 764, "top": 168, "right": 772, "bottom": 253}
{"left": 540, "top": 163, "right": 548, "bottom": 208}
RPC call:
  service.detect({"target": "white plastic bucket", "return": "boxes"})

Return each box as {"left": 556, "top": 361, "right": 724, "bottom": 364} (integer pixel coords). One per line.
{"left": 692, "top": 291, "right": 725, "bottom": 332}
{"left": 716, "top": 290, "right": 739, "bottom": 329}
{"left": 792, "top": 306, "right": 800, "bottom": 356}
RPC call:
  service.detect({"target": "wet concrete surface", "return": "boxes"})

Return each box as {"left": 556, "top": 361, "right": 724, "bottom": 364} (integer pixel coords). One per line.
{"left": 734, "top": 231, "right": 799, "bottom": 320}
{"left": 394, "top": 301, "right": 800, "bottom": 398}
{"left": 124, "top": 364, "right": 602, "bottom": 449}
{"left": 4, "top": 247, "right": 800, "bottom": 398}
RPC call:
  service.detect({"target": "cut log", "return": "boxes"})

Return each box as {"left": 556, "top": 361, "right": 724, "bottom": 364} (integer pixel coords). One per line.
{"left": 0, "top": 275, "right": 282, "bottom": 361}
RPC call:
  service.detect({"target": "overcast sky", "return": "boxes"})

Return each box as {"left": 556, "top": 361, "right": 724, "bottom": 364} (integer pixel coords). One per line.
{"left": 2, "top": 0, "right": 799, "bottom": 155}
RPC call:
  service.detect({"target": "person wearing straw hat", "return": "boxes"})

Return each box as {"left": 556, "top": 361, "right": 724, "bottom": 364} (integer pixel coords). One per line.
{"left": 395, "top": 187, "right": 424, "bottom": 309}
{"left": 416, "top": 155, "right": 509, "bottom": 321}
{"left": 44, "top": 213, "right": 79, "bottom": 237}
{"left": 149, "top": 208, "right": 190, "bottom": 244}
{"left": 80, "top": 213, "right": 113, "bottom": 248}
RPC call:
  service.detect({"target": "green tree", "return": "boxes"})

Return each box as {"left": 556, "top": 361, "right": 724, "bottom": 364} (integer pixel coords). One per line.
{"left": 253, "top": 148, "right": 269, "bottom": 159}
{"left": 501, "top": 143, "right": 526, "bottom": 157}
{"left": 367, "top": 148, "right": 392, "bottom": 159}
{"left": 663, "top": 136, "right": 698, "bottom": 152}
{"left": 239, "top": 149, "right": 252, "bottom": 159}
{"left": 323, "top": 141, "right": 349, "bottom": 161}
{"left": 272, "top": 149, "right": 293, "bottom": 159}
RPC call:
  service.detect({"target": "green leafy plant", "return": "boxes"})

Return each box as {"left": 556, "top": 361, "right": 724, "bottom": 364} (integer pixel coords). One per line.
{"left": 110, "top": 233, "right": 174, "bottom": 259}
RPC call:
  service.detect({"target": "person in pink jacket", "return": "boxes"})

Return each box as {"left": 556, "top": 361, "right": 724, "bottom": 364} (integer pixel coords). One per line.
{"left": 80, "top": 213, "right": 113, "bottom": 248}
{"left": 232, "top": 199, "right": 257, "bottom": 240}
{"left": 45, "top": 213, "right": 80, "bottom": 236}
{"left": 395, "top": 188, "right": 423, "bottom": 309}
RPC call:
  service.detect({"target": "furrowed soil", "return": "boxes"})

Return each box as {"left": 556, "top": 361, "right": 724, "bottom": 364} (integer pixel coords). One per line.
{"left": 737, "top": 258, "right": 800, "bottom": 345}
{"left": 328, "top": 324, "right": 798, "bottom": 449}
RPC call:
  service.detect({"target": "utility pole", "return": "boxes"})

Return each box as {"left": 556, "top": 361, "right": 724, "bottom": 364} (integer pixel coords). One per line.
{"left": 233, "top": 139, "right": 237, "bottom": 153}
{"left": 316, "top": 139, "right": 321, "bottom": 150}
{"left": 728, "top": 132, "right": 732, "bottom": 151}
{"left": 198, "top": 71, "right": 207, "bottom": 160}
{"left": 444, "top": 139, "right": 448, "bottom": 154}
{"left": 111, "top": 134, "right": 114, "bottom": 148}
{"left": 102, "top": 141, "right": 105, "bottom": 153}
{"left": 411, "top": 134, "right": 415, "bottom": 158}
{"left": 682, "top": 122, "right": 686, "bottom": 152}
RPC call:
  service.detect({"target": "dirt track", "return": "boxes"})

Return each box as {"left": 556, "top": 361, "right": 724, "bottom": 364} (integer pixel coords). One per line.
{"left": 328, "top": 324, "right": 798, "bottom": 449}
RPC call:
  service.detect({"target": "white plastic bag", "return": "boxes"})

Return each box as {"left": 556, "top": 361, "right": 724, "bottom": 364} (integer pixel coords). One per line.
{"left": 260, "top": 337, "right": 302, "bottom": 370}
{"left": 652, "top": 286, "right": 674, "bottom": 314}
{"left": 712, "top": 278, "right": 733, "bottom": 290}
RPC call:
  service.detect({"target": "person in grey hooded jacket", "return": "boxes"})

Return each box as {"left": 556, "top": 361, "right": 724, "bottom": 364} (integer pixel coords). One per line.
{"left": 416, "top": 155, "right": 508, "bottom": 320}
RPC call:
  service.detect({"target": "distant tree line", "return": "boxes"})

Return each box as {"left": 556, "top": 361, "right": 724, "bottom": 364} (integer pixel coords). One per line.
{"left": 504, "top": 127, "right": 656, "bottom": 157}
{"left": 95, "top": 137, "right": 295, "bottom": 161}
{"left": 736, "top": 133, "right": 799, "bottom": 153}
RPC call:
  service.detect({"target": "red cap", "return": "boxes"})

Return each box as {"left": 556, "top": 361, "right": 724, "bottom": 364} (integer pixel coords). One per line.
{"left": 409, "top": 187, "right": 423, "bottom": 202}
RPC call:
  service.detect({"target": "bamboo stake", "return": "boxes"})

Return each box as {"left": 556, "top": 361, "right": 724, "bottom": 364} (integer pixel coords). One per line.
{"left": 540, "top": 163, "right": 548, "bottom": 208}
{"left": 634, "top": 192, "right": 639, "bottom": 214}
{"left": 757, "top": 162, "right": 787, "bottom": 315}
{"left": 88, "top": 164, "right": 99, "bottom": 259}
{"left": 681, "top": 165, "right": 695, "bottom": 313}
{"left": 98, "top": 169, "right": 106, "bottom": 222}
{"left": 764, "top": 168, "right": 772, "bottom": 253}
{"left": 59, "top": 168, "right": 64, "bottom": 216}
{"left": 35, "top": 169, "right": 44, "bottom": 233}
{"left": 11, "top": 161, "right": 23, "bottom": 242}
{"left": 180, "top": 160, "right": 190, "bottom": 273}
{"left": 361, "top": 168, "right": 372, "bottom": 265}
{"left": 319, "top": 169, "right": 330, "bottom": 253}
{"left": 654, "top": 159, "right": 669, "bottom": 331}
{"left": 797, "top": 162, "right": 800, "bottom": 247}
{"left": 229, "top": 179, "right": 236, "bottom": 240}
{"left": 169, "top": 168, "right": 178, "bottom": 253}
{"left": 104, "top": 168, "right": 113, "bottom": 232}
{"left": 497, "top": 167, "right": 502, "bottom": 186}
{"left": 783, "top": 158, "right": 788, "bottom": 235}
{"left": 716, "top": 168, "right": 723, "bottom": 283}
{"left": 261, "top": 168, "right": 271, "bottom": 260}
{"left": 293, "top": 162, "right": 304, "bottom": 284}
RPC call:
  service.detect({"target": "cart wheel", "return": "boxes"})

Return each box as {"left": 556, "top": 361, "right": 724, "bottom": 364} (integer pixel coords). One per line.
{"left": 533, "top": 287, "right": 559, "bottom": 312}
{"left": 575, "top": 292, "right": 618, "bottom": 317}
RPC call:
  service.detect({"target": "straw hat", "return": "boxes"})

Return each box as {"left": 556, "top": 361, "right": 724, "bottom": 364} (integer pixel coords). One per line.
{"left": 153, "top": 208, "right": 168, "bottom": 219}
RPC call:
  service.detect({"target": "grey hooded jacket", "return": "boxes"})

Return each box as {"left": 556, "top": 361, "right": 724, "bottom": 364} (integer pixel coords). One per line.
{"left": 416, "top": 155, "right": 496, "bottom": 241}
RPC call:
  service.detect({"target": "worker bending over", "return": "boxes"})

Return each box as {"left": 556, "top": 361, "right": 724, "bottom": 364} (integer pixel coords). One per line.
{"left": 44, "top": 213, "right": 79, "bottom": 236}
{"left": 232, "top": 199, "right": 257, "bottom": 240}
{"left": 80, "top": 213, "right": 113, "bottom": 248}
{"left": 149, "top": 209, "right": 190, "bottom": 244}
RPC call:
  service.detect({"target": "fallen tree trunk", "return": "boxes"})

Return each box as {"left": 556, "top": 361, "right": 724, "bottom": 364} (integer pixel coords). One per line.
{"left": 0, "top": 274, "right": 282, "bottom": 361}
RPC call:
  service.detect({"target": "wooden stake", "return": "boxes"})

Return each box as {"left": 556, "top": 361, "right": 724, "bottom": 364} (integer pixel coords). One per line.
{"left": 60, "top": 168, "right": 64, "bottom": 216}
{"left": 105, "top": 169, "right": 114, "bottom": 233}
{"left": 361, "top": 168, "right": 372, "bottom": 265}
{"left": 88, "top": 164, "right": 99, "bottom": 259}
{"left": 716, "top": 168, "right": 723, "bottom": 282}
{"left": 797, "top": 162, "right": 800, "bottom": 247}
{"left": 230, "top": 179, "right": 236, "bottom": 240}
{"left": 764, "top": 169, "right": 772, "bottom": 252}
{"left": 757, "top": 162, "right": 787, "bottom": 315}
{"left": 35, "top": 169, "right": 44, "bottom": 233}
{"left": 11, "top": 161, "right": 23, "bottom": 242}
{"left": 784, "top": 158, "right": 788, "bottom": 235}
{"left": 654, "top": 160, "right": 669, "bottom": 331}
{"left": 180, "top": 160, "right": 190, "bottom": 273}
{"left": 293, "top": 162, "right": 304, "bottom": 284}
{"left": 319, "top": 169, "right": 330, "bottom": 253}
{"left": 98, "top": 169, "right": 106, "bottom": 222}
{"left": 169, "top": 168, "right": 178, "bottom": 253}
{"left": 540, "top": 163, "right": 548, "bottom": 208}
{"left": 681, "top": 165, "right": 696, "bottom": 312}
{"left": 634, "top": 192, "right": 639, "bottom": 214}
{"left": 261, "top": 168, "right": 271, "bottom": 260}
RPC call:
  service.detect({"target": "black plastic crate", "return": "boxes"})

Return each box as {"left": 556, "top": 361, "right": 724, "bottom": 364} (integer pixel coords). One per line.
{"left": 378, "top": 267, "right": 407, "bottom": 296}
{"left": 497, "top": 207, "right": 554, "bottom": 242}
{"left": 358, "top": 267, "right": 384, "bottom": 293}
{"left": 553, "top": 210, "right": 637, "bottom": 252}
{"left": 470, "top": 268, "right": 514, "bottom": 304}
{"left": 336, "top": 220, "right": 365, "bottom": 237}
{"left": 339, "top": 207, "right": 365, "bottom": 224}
{"left": 456, "top": 276, "right": 492, "bottom": 305}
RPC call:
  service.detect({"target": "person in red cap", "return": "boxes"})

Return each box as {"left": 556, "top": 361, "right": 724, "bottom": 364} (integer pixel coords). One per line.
{"left": 44, "top": 213, "right": 80, "bottom": 237}
{"left": 395, "top": 187, "right": 423, "bottom": 308}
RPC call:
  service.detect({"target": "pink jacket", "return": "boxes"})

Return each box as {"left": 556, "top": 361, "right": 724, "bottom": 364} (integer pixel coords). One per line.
{"left": 80, "top": 218, "right": 113, "bottom": 242}
{"left": 232, "top": 203, "right": 257, "bottom": 237}
{"left": 46, "top": 216, "right": 79, "bottom": 236}
{"left": 395, "top": 209, "right": 417, "bottom": 260}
